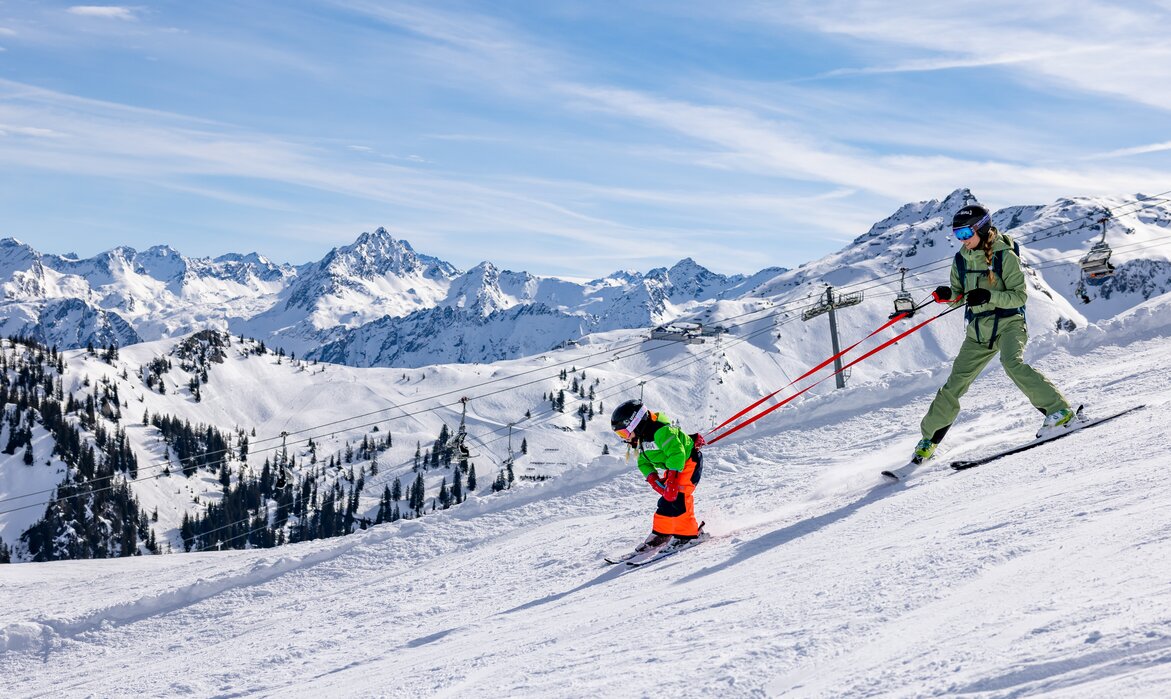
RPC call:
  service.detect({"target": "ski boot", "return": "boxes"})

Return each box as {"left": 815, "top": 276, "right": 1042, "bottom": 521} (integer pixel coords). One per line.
{"left": 634, "top": 532, "right": 672, "bottom": 554}
{"left": 911, "top": 438, "right": 937, "bottom": 465}
{"left": 882, "top": 442, "right": 934, "bottom": 481}
{"left": 1036, "top": 406, "right": 1078, "bottom": 439}
{"left": 662, "top": 523, "right": 707, "bottom": 552}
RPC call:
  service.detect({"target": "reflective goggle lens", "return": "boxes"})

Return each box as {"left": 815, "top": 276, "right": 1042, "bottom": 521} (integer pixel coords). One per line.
{"left": 953, "top": 213, "right": 990, "bottom": 241}
{"left": 613, "top": 405, "right": 648, "bottom": 442}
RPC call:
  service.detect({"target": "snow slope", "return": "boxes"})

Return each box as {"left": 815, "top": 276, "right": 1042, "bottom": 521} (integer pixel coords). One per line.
{"left": 1, "top": 295, "right": 1169, "bottom": 697}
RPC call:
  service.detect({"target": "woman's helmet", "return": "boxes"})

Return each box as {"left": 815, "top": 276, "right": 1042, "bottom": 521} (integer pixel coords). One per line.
{"left": 952, "top": 205, "right": 992, "bottom": 241}
{"left": 611, "top": 399, "right": 648, "bottom": 441}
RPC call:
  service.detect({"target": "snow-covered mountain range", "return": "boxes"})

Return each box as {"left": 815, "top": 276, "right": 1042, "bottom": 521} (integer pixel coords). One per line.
{"left": 0, "top": 229, "right": 785, "bottom": 367}
{"left": 3, "top": 189, "right": 1169, "bottom": 372}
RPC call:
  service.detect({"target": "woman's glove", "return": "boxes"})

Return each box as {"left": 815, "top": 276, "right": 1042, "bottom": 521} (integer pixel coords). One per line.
{"left": 965, "top": 288, "right": 992, "bottom": 306}
{"left": 932, "top": 286, "right": 954, "bottom": 303}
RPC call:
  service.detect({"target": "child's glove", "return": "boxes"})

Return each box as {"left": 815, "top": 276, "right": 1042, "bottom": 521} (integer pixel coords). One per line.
{"left": 663, "top": 470, "right": 681, "bottom": 502}
{"left": 646, "top": 472, "right": 667, "bottom": 497}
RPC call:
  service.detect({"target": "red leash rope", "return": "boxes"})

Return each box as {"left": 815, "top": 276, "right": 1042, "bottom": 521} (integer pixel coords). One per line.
{"left": 708, "top": 310, "right": 913, "bottom": 435}
{"left": 701, "top": 304, "right": 961, "bottom": 447}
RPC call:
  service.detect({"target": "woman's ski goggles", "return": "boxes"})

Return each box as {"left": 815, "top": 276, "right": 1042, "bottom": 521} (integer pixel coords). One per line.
{"left": 614, "top": 405, "right": 648, "bottom": 441}
{"left": 953, "top": 213, "right": 991, "bottom": 241}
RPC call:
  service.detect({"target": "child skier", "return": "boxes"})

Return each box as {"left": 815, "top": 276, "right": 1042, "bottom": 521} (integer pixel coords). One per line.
{"left": 610, "top": 399, "right": 704, "bottom": 556}
{"left": 910, "top": 204, "right": 1076, "bottom": 466}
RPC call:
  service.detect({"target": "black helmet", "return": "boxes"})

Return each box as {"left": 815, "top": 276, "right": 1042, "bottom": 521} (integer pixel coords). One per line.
{"left": 611, "top": 399, "right": 647, "bottom": 437}
{"left": 952, "top": 205, "right": 992, "bottom": 238}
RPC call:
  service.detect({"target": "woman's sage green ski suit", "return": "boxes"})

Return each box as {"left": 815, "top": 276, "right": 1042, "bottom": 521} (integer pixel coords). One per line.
{"left": 920, "top": 233, "right": 1070, "bottom": 443}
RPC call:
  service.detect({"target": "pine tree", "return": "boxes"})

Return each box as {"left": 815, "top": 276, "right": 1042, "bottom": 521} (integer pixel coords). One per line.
{"left": 23, "top": 443, "right": 33, "bottom": 466}
{"left": 602, "top": 443, "right": 610, "bottom": 455}
{"left": 438, "top": 478, "right": 451, "bottom": 509}
{"left": 411, "top": 473, "right": 426, "bottom": 515}
{"left": 467, "top": 464, "right": 477, "bottom": 491}
{"left": 391, "top": 477, "right": 402, "bottom": 502}
{"left": 452, "top": 467, "right": 463, "bottom": 504}
{"left": 521, "top": 438, "right": 528, "bottom": 454}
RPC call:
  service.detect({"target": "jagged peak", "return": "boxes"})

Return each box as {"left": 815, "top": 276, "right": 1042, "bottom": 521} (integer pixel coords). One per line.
{"left": 316, "top": 229, "right": 458, "bottom": 279}
{"left": 668, "top": 257, "right": 715, "bottom": 276}
{"left": 214, "top": 252, "right": 273, "bottom": 266}
{"left": 1, "top": 237, "right": 32, "bottom": 250}
{"left": 352, "top": 227, "right": 414, "bottom": 251}
{"left": 105, "top": 245, "right": 139, "bottom": 259}
{"left": 595, "top": 269, "right": 643, "bottom": 285}
{"left": 855, "top": 188, "right": 982, "bottom": 244}
{"left": 142, "top": 244, "right": 183, "bottom": 257}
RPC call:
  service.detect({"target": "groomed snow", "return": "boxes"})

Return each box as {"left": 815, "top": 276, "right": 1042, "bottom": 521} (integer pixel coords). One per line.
{"left": 1, "top": 300, "right": 1169, "bottom": 697}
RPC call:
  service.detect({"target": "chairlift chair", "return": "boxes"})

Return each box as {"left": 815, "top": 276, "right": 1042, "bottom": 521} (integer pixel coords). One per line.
{"left": 1079, "top": 241, "right": 1115, "bottom": 280}
{"left": 893, "top": 292, "right": 916, "bottom": 315}
{"left": 1080, "top": 216, "right": 1117, "bottom": 282}
{"left": 889, "top": 268, "right": 916, "bottom": 319}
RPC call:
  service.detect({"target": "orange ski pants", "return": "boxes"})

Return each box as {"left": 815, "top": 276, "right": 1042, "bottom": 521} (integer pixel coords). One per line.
{"left": 652, "top": 451, "right": 703, "bottom": 537}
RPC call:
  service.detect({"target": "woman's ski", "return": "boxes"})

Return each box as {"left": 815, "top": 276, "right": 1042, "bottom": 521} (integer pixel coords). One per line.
{"left": 950, "top": 405, "right": 1145, "bottom": 471}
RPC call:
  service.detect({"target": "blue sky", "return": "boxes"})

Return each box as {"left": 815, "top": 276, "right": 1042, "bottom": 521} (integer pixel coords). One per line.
{"left": 1, "top": 1, "right": 1169, "bottom": 278}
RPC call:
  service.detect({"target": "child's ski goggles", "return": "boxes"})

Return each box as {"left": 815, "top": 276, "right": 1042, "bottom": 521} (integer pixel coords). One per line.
{"left": 614, "top": 405, "right": 648, "bottom": 440}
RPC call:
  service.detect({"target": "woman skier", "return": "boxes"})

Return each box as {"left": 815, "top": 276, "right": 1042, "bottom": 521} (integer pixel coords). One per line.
{"left": 911, "top": 204, "right": 1077, "bottom": 465}
{"left": 610, "top": 399, "right": 704, "bottom": 555}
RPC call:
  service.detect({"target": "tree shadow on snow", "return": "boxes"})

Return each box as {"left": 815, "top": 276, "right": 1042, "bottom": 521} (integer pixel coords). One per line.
{"left": 675, "top": 481, "right": 894, "bottom": 586}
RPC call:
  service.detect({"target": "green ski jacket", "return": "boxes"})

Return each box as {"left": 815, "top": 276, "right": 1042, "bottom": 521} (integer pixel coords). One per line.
{"left": 634, "top": 413, "right": 694, "bottom": 477}
{"left": 947, "top": 232, "right": 1027, "bottom": 344}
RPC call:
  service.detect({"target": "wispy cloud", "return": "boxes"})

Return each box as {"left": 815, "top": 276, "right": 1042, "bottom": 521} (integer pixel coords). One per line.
{"left": 328, "top": 0, "right": 560, "bottom": 92}
{"left": 0, "top": 123, "right": 64, "bottom": 138}
{"left": 754, "top": 1, "right": 1171, "bottom": 112}
{"left": 0, "top": 27, "right": 17, "bottom": 37}
{"left": 814, "top": 46, "right": 1103, "bottom": 78}
{"left": 0, "top": 78, "right": 675, "bottom": 256}
{"left": 1086, "top": 141, "right": 1171, "bottom": 161}
{"left": 66, "top": 6, "right": 137, "bottom": 21}
{"left": 561, "top": 83, "right": 1166, "bottom": 207}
